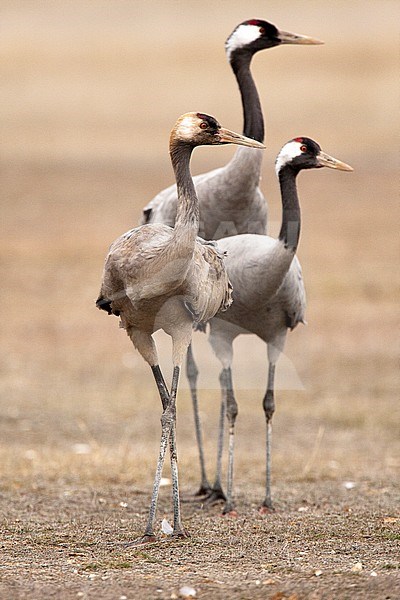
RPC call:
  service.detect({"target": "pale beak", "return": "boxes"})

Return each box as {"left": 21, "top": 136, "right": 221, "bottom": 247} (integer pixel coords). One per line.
{"left": 317, "top": 151, "right": 353, "bottom": 171}
{"left": 217, "top": 128, "right": 265, "bottom": 149}
{"left": 277, "top": 29, "right": 324, "bottom": 46}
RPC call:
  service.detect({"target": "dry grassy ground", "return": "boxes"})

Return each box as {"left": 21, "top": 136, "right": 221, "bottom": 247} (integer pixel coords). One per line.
{"left": 1, "top": 1, "right": 399, "bottom": 598}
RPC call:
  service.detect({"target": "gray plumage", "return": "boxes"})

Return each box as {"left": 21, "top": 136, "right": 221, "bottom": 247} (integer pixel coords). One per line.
{"left": 188, "top": 138, "right": 353, "bottom": 514}
{"left": 209, "top": 234, "right": 306, "bottom": 343}
{"left": 136, "top": 19, "right": 323, "bottom": 501}
{"left": 140, "top": 19, "right": 322, "bottom": 240}
{"left": 141, "top": 148, "right": 266, "bottom": 239}
{"left": 96, "top": 112, "right": 264, "bottom": 542}
{"left": 99, "top": 222, "right": 232, "bottom": 335}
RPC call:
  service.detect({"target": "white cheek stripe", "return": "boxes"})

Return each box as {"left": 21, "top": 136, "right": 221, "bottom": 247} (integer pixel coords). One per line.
{"left": 275, "top": 141, "right": 303, "bottom": 175}
{"left": 225, "top": 24, "right": 261, "bottom": 60}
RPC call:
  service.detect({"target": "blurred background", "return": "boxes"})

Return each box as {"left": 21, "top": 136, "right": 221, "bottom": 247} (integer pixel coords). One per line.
{"left": 1, "top": 1, "right": 398, "bottom": 488}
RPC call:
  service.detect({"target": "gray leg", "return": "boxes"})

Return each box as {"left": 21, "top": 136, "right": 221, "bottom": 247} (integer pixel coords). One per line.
{"left": 207, "top": 326, "right": 236, "bottom": 506}
{"left": 152, "top": 365, "right": 180, "bottom": 516}
{"left": 152, "top": 365, "right": 169, "bottom": 410}
{"left": 168, "top": 366, "right": 187, "bottom": 537}
{"left": 186, "top": 344, "right": 211, "bottom": 496}
{"left": 221, "top": 367, "right": 238, "bottom": 514}
{"left": 132, "top": 365, "right": 174, "bottom": 543}
{"left": 152, "top": 365, "right": 185, "bottom": 533}
{"left": 206, "top": 393, "right": 226, "bottom": 504}
{"left": 261, "top": 362, "right": 276, "bottom": 511}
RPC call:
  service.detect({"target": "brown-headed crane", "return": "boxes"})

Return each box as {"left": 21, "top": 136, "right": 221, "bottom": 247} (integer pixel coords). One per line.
{"left": 96, "top": 112, "right": 264, "bottom": 543}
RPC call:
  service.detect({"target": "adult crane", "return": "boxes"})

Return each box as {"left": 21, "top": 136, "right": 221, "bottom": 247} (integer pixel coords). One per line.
{"left": 96, "top": 112, "right": 264, "bottom": 543}
{"left": 140, "top": 19, "right": 322, "bottom": 495}
{"left": 141, "top": 18, "right": 322, "bottom": 239}
{"left": 198, "top": 138, "right": 353, "bottom": 514}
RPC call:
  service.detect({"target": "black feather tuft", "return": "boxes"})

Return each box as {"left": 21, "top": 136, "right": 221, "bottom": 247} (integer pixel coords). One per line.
{"left": 96, "top": 296, "right": 116, "bottom": 315}
{"left": 142, "top": 207, "right": 152, "bottom": 224}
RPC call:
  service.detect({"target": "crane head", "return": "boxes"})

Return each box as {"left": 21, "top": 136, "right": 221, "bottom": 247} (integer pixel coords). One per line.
{"left": 225, "top": 19, "right": 323, "bottom": 61}
{"left": 171, "top": 113, "right": 265, "bottom": 149}
{"left": 275, "top": 137, "right": 353, "bottom": 176}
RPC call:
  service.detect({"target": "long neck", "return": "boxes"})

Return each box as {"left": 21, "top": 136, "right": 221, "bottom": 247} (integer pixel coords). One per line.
{"left": 278, "top": 167, "right": 301, "bottom": 252}
{"left": 230, "top": 52, "right": 264, "bottom": 142}
{"left": 169, "top": 141, "right": 199, "bottom": 249}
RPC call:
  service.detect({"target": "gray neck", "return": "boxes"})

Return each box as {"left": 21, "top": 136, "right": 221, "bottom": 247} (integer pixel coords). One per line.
{"left": 223, "top": 145, "right": 264, "bottom": 195}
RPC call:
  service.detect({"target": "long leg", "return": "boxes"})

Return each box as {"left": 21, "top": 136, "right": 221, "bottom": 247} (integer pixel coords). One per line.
{"left": 168, "top": 365, "right": 187, "bottom": 537}
{"left": 152, "top": 364, "right": 186, "bottom": 537}
{"left": 220, "top": 367, "right": 238, "bottom": 514}
{"left": 127, "top": 331, "right": 176, "bottom": 543}
{"left": 152, "top": 364, "right": 169, "bottom": 410}
{"left": 186, "top": 343, "right": 212, "bottom": 496}
{"left": 261, "top": 362, "right": 276, "bottom": 512}
{"left": 207, "top": 324, "right": 236, "bottom": 506}
{"left": 260, "top": 333, "right": 286, "bottom": 513}
{"left": 165, "top": 317, "right": 194, "bottom": 537}
{"left": 127, "top": 321, "right": 191, "bottom": 543}
{"left": 208, "top": 392, "right": 226, "bottom": 501}
{"left": 138, "top": 363, "right": 175, "bottom": 542}
{"left": 204, "top": 390, "right": 226, "bottom": 504}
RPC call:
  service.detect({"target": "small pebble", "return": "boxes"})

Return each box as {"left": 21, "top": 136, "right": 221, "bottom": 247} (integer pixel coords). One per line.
{"left": 314, "top": 570, "right": 323, "bottom": 577}
{"left": 179, "top": 586, "right": 196, "bottom": 598}
{"left": 343, "top": 481, "right": 356, "bottom": 490}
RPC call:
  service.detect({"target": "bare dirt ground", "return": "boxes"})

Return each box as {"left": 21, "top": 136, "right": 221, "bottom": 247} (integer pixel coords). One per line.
{"left": 1, "top": 2, "right": 399, "bottom": 598}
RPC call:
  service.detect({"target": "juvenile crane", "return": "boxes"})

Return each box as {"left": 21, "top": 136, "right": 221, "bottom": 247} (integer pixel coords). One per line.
{"left": 141, "top": 18, "right": 322, "bottom": 495}
{"left": 196, "top": 138, "right": 353, "bottom": 514}
{"left": 96, "top": 112, "right": 264, "bottom": 543}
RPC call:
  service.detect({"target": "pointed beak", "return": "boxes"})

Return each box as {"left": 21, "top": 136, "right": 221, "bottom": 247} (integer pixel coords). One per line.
{"left": 317, "top": 151, "right": 353, "bottom": 171}
{"left": 217, "top": 128, "right": 265, "bottom": 149}
{"left": 277, "top": 29, "right": 324, "bottom": 46}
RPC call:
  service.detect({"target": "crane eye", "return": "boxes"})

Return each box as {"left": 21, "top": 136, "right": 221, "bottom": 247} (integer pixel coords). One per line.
{"left": 200, "top": 122, "right": 208, "bottom": 130}
{"left": 300, "top": 144, "right": 307, "bottom": 152}
{"left": 259, "top": 27, "right": 266, "bottom": 35}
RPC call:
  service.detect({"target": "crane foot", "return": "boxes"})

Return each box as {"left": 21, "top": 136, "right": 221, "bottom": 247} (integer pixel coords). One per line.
{"left": 203, "top": 487, "right": 226, "bottom": 505}
{"left": 172, "top": 529, "right": 191, "bottom": 540}
{"left": 258, "top": 504, "right": 275, "bottom": 515}
{"left": 194, "top": 484, "right": 213, "bottom": 497}
{"left": 124, "top": 534, "right": 158, "bottom": 547}
{"left": 220, "top": 508, "right": 239, "bottom": 518}
{"left": 181, "top": 484, "right": 213, "bottom": 503}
